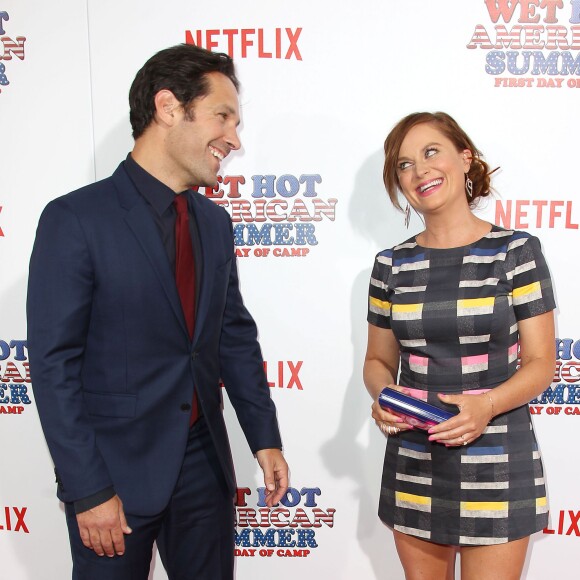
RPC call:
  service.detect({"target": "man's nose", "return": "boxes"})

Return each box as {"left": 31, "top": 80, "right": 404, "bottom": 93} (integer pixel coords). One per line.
{"left": 226, "top": 127, "right": 241, "bottom": 151}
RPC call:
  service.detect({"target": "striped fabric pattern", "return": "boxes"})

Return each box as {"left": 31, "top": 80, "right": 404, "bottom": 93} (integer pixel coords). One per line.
{"left": 369, "top": 226, "right": 555, "bottom": 546}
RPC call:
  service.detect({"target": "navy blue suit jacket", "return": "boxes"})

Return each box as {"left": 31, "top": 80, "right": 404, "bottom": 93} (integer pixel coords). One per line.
{"left": 27, "top": 164, "right": 281, "bottom": 515}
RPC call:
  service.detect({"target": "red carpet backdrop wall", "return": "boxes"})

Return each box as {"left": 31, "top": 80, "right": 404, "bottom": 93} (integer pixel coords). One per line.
{"left": 1, "top": 1, "right": 578, "bottom": 578}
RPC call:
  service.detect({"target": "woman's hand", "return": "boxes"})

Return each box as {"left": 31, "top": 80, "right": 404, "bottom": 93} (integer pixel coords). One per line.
{"left": 427, "top": 392, "right": 494, "bottom": 447}
{"left": 372, "top": 384, "right": 414, "bottom": 436}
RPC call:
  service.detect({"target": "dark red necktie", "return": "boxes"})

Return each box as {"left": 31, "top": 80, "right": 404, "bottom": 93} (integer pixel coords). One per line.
{"left": 174, "top": 194, "right": 198, "bottom": 425}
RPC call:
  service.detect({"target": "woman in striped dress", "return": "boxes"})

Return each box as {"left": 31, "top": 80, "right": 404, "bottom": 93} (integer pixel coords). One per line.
{"left": 364, "top": 112, "right": 555, "bottom": 579}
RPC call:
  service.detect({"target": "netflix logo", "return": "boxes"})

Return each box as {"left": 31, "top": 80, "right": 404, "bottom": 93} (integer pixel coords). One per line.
{"left": 544, "top": 510, "right": 580, "bottom": 536}
{"left": 220, "top": 361, "right": 303, "bottom": 391}
{"left": 495, "top": 199, "right": 578, "bottom": 230}
{"left": 185, "top": 27, "right": 303, "bottom": 60}
{"left": 263, "top": 361, "right": 303, "bottom": 390}
{"left": 0, "top": 506, "right": 29, "bottom": 533}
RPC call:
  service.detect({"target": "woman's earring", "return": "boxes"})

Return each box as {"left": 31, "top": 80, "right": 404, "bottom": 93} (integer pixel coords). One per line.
{"left": 404, "top": 203, "right": 411, "bottom": 228}
{"left": 465, "top": 175, "right": 473, "bottom": 199}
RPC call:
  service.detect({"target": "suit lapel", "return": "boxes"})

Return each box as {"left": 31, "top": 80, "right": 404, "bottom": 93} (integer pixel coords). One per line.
{"left": 111, "top": 165, "right": 190, "bottom": 339}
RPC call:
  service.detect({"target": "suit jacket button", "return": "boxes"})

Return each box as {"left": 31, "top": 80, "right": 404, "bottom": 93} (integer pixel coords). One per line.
{"left": 191, "top": 352, "right": 198, "bottom": 360}
{"left": 180, "top": 403, "right": 191, "bottom": 412}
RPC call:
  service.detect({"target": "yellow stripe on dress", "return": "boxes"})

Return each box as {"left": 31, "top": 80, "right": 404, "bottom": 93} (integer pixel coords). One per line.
{"left": 457, "top": 297, "right": 495, "bottom": 316}
{"left": 392, "top": 303, "right": 423, "bottom": 320}
{"left": 396, "top": 492, "right": 431, "bottom": 512}
{"left": 458, "top": 297, "right": 495, "bottom": 307}
{"left": 369, "top": 296, "right": 391, "bottom": 310}
{"left": 462, "top": 501, "right": 508, "bottom": 511}
{"left": 536, "top": 497, "right": 548, "bottom": 513}
{"left": 460, "top": 501, "right": 508, "bottom": 518}
{"left": 512, "top": 281, "right": 542, "bottom": 305}
{"left": 369, "top": 297, "right": 391, "bottom": 318}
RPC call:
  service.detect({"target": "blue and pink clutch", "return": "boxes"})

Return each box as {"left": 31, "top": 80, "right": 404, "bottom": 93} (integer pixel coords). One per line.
{"left": 378, "top": 387, "right": 456, "bottom": 430}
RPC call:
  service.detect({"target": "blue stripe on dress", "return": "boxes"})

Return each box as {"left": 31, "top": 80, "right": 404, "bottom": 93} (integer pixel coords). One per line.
{"left": 466, "top": 446, "right": 505, "bottom": 455}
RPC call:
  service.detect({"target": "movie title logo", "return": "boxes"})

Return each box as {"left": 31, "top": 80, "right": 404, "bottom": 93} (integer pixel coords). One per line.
{"left": 530, "top": 337, "right": 580, "bottom": 416}
{"left": 185, "top": 27, "right": 302, "bottom": 60}
{"left": 201, "top": 173, "right": 337, "bottom": 258}
{"left": 466, "top": 0, "right": 580, "bottom": 88}
{"left": 0, "top": 340, "right": 31, "bottom": 415}
{"left": 0, "top": 506, "right": 29, "bottom": 533}
{"left": 0, "top": 11, "right": 27, "bottom": 94}
{"left": 234, "top": 486, "right": 335, "bottom": 558}
{"left": 495, "top": 199, "right": 578, "bottom": 229}
{"left": 544, "top": 509, "right": 580, "bottom": 536}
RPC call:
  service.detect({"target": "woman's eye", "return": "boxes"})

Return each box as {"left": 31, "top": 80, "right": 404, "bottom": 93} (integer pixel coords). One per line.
{"left": 398, "top": 161, "right": 412, "bottom": 171}
{"left": 425, "top": 147, "right": 438, "bottom": 158}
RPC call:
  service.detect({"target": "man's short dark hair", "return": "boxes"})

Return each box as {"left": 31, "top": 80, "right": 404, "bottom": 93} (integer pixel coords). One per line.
{"left": 129, "top": 43, "right": 239, "bottom": 139}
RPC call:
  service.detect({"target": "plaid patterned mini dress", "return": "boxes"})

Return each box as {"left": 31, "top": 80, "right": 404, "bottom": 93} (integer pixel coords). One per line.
{"left": 367, "top": 226, "right": 555, "bottom": 546}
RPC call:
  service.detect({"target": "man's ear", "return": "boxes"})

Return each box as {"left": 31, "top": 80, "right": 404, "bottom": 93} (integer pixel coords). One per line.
{"left": 154, "top": 90, "right": 179, "bottom": 126}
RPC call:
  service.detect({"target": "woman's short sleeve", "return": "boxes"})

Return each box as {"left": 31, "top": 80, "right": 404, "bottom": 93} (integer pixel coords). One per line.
{"left": 367, "top": 250, "right": 393, "bottom": 329}
{"left": 511, "top": 235, "right": 556, "bottom": 321}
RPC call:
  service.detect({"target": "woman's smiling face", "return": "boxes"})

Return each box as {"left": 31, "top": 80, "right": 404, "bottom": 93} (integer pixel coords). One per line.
{"left": 396, "top": 123, "right": 471, "bottom": 214}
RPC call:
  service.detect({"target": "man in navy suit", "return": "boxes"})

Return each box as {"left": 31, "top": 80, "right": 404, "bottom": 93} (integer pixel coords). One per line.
{"left": 27, "top": 44, "right": 288, "bottom": 579}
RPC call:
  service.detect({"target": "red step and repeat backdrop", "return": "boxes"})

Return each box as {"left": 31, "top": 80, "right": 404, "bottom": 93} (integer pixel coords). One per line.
{"left": 1, "top": 1, "right": 578, "bottom": 578}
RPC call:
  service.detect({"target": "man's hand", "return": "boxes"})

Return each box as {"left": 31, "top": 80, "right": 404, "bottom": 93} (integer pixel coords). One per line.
{"left": 76, "top": 495, "right": 132, "bottom": 557}
{"left": 255, "top": 449, "right": 289, "bottom": 507}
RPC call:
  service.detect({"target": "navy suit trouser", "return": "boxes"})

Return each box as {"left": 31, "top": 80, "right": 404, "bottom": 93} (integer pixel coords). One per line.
{"left": 65, "top": 417, "right": 235, "bottom": 580}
